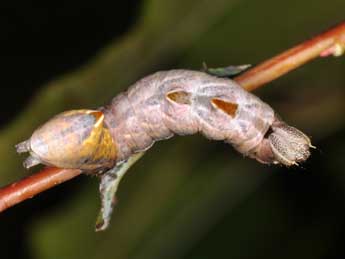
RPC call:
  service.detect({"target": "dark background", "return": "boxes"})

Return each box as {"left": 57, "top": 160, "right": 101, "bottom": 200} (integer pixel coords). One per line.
{"left": 0, "top": 1, "right": 139, "bottom": 125}
{"left": 0, "top": 1, "right": 345, "bottom": 259}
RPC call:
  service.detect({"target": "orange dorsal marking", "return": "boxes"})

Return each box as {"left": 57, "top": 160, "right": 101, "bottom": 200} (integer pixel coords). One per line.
{"left": 211, "top": 98, "right": 238, "bottom": 117}
{"left": 166, "top": 91, "right": 191, "bottom": 104}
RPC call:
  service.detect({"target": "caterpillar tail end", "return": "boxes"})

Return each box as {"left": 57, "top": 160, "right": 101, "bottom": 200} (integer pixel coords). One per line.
{"left": 16, "top": 140, "right": 43, "bottom": 169}
{"left": 15, "top": 109, "right": 118, "bottom": 172}
{"left": 23, "top": 155, "right": 42, "bottom": 169}
{"left": 15, "top": 140, "right": 30, "bottom": 153}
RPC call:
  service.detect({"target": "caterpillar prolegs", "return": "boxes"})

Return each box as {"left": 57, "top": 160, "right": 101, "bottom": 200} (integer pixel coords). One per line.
{"left": 16, "top": 69, "right": 312, "bottom": 230}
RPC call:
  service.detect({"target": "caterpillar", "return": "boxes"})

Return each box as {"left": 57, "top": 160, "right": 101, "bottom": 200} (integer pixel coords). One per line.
{"left": 16, "top": 69, "right": 312, "bottom": 230}
{"left": 16, "top": 69, "right": 312, "bottom": 170}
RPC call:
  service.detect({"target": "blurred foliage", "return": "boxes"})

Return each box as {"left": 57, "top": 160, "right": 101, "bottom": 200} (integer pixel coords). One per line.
{"left": 1, "top": 0, "right": 345, "bottom": 258}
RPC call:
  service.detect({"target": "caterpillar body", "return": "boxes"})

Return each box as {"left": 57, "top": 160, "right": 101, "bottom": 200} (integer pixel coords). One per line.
{"left": 16, "top": 69, "right": 313, "bottom": 231}
{"left": 16, "top": 69, "right": 312, "bottom": 171}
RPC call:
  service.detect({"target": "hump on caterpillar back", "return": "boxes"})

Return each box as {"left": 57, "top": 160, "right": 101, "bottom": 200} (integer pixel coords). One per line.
{"left": 16, "top": 110, "right": 117, "bottom": 171}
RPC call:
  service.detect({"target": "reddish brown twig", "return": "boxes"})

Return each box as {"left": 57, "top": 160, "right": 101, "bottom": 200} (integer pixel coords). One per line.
{"left": 0, "top": 22, "right": 344, "bottom": 214}
{"left": 236, "top": 22, "right": 345, "bottom": 91}
{"left": 0, "top": 167, "right": 81, "bottom": 212}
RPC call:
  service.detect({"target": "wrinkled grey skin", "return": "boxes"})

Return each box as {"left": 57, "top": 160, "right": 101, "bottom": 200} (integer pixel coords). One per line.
{"left": 102, "top": 70, "right": 311, "bottom": 166}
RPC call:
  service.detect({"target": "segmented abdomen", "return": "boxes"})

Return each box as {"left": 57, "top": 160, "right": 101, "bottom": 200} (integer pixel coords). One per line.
{"left": 102, "top": 70, "right": 275, "bottom": 162}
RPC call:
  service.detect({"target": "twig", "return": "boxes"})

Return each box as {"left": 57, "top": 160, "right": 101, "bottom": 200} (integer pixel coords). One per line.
{"left": 0, "top": 21, "right": 344, "bottom": 214}
{"left": 236, "top": 22, "right": 345, "bottom": 91}
{"left": 0, "top": 167, "right": 81, "bottom": 212}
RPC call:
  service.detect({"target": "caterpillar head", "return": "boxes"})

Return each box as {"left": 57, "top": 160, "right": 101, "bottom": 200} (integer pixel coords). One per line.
{"left": 268, "top": 120, "right": 312, "bottom": 166}
{"left": 250, "top": 119, "right": 313, "bottom": 167}
{"left": 16, "top": 110, "right": 117, "bottom": 171}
